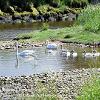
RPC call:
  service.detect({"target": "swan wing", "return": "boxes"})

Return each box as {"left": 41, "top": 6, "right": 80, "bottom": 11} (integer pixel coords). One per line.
{"left": 47, "top": 43, "right": 57, "bottom": 49}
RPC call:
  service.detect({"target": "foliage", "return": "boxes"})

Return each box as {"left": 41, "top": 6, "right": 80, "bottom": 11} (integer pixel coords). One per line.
{"left": 76, "top": 77, "right": 100, "bottom": 100}
{"left": 41, "top": 23, "right": 49, "bottom": 31}
{"left": 0, "top": 10, "right": 3, "bottom": 15}
{"left": 77, "top": 5, "right": 100, "bottom": 32}
{"left": 62, "top": 0, "right": 88, "bottom": 7}
{"left": 38, "top": 5, "right": 61, "bottom": 15}
{"left": 0, "top": 0, "right": 89, "bottom": 10}
{"left": 0, "top": 0, "right": 90, "bottom": 15}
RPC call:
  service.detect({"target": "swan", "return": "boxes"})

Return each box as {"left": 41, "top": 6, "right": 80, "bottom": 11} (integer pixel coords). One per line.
{"left": 83, "top": 50, "right": 100, "bottom": 58}
{"left": 16, "top": 42, "right": 35, "bottom": 57}
{"left": 92, "top": 50, "right": 100, "bottom": 57}
{"left": 46, "top": 40, "right": 57, "bottom": 49}
{"left": 82, "top": 50, "right": 94, "bottom": 58}
{"left": 70, "top": 50, "right": 77, "bottom": 57}
{"left": 60, "top": 44, "right": 70, "bottom": 57}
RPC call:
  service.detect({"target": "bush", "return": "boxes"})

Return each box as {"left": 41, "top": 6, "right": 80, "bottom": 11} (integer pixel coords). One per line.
{"left": 41, "top": 23, "right": 49, "bottom": 31}
{"left": 62, "top": 0, "right": 88, "bottom": 8}
{"left": 77, "top": 5, "right": 100, "bottom": 32}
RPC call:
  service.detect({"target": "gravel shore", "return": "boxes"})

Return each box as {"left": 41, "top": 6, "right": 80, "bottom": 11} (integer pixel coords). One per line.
{"left": 0, "top": 68, "right": 100, "bottom": 100}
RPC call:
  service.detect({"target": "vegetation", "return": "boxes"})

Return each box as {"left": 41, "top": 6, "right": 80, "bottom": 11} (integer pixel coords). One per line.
{"left": 16, "top": 4, "right": 100, "bottom": 44}
{"left": 76, "top": 76, "right": 100, "bottom": 100}
{"left": 77, "top": 4, "right": 100, "bottom": 32}
{"left": 0, "top": 0, "right": 90, "bottom": 16}
{"left": 0, "top": 10, "right": 3, "bottom": 16}
{"left": 17, "top": 25, "right": 100, "bottom": 44}
{"left": 41, "top": 23, "right": 49, "bottom": 31}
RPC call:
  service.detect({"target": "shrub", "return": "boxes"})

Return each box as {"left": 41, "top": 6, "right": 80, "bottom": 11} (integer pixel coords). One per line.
{"left": 41, "top": 23, "right": 49, "bottom": 31}
{"left": 77, "top": 5, "right": 100, "bottom": 32}
{"left": 63, "top": 0, "right": 88, "bottom": 8}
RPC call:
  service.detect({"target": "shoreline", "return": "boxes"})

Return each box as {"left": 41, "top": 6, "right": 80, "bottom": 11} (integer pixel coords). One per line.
{"left": 0, "top": 12, "right": 76, "bottom": 24}
{"left": 0, "top": 40, "right": 100, "bottom": 50}
{"left": 0, "top": 68, "right": 100, "bottom": 99}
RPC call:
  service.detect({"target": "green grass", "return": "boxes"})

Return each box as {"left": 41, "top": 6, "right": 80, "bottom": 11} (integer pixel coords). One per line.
{"left": 76, "top": 77, "right": 100, "bottom": 100}
{"left": 17, "top": 25, "right": 100, "bottom": 44}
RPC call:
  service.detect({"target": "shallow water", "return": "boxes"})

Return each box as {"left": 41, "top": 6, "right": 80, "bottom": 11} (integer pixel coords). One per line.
{"left": 0, "top": 44, "right": 100, "bottom": 77}
{"left": 0, "top": 21, "right": 73, "bottom": 40}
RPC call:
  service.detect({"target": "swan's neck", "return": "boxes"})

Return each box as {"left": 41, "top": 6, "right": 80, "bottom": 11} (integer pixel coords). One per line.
{"left": 60, "top": 44, "right": 63, "bottom": 50}
{"left": 16, "top": 41, "right": 19, "bottom": 55}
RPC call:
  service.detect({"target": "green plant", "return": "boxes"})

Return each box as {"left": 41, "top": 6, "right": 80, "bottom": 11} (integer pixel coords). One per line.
{"left": 77, "top": 5, "right": 100, "bottom": 32}
{"left": 41, "top": 23, "right": 49, "bottom": 31}
{"left": 76, "top": 77, "right": 100, "bottom": 100}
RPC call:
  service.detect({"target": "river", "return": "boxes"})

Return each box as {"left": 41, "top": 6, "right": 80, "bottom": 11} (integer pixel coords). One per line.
{"left": 0, "top": 22, "right": 100, "bottom": 77}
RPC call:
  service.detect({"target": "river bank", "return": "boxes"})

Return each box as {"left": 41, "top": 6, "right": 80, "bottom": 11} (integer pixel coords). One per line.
{"left": 16, "top": 25, "right": 100, "bottom": 47}
{"left": 0, "top": 4, "right": 78, "bottom": 24}
{"left": 0, "top": 39, "right": 100, "bottom": 51}
{"left": 0, "top": 68, "right": 100, "bottom": 100}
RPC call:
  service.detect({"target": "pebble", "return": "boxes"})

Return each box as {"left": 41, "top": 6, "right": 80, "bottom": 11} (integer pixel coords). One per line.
{"left": 0, "top": 68, "right": 99, "bottom": 99}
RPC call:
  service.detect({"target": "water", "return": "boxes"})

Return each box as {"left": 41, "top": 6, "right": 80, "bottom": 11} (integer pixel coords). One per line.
{"left": 0, "top": 44, "right": 100, "bottom": 77}
{"left": 0, "top": 21, "right": 99, "bottom": 76}
{"left": 0, "top": 21, "right": 73, "bottom": 40}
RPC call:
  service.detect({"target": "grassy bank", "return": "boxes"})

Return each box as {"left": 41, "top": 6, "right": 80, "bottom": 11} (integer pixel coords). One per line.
{"left": 17, "top": 25, "right": 100, "bottom": 44}
{"left": 76, "top": 76, "right": 100, "bottom": 100}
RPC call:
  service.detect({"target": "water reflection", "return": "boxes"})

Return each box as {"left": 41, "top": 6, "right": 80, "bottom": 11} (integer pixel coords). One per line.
{"left": 0, "top": 45, "right": 100, "bottom": 77}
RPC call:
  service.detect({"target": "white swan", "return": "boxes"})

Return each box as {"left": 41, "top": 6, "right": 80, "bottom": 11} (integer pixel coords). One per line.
{"left": 92, "top": 50, "right": 100, "bottom": 57}
{"left": 82, "top": 50, "right": 94, "bottom": 58}
{"left": 83, "top": 50, "right": 100, "bottom": 58}
{"left": 46, "top": 40, "right": 57, "bottom": 49}
{"left": 70, "top": 50, "right": 77, "bottom": 57}
{"left": 16, "top": 42, "right": 35, "bottom": 57}
{"left": 60, "top": 44, "right": 70, "bottom": 57}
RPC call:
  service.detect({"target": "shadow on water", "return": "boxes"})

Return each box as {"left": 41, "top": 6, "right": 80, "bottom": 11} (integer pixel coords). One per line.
{"left": 0, "top": 44, "right": 100, "bottom": 77}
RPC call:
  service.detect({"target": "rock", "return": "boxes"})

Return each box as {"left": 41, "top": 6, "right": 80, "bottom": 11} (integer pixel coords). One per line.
{"left": 67, "top": 13, "right": 76, "bottom": 21}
